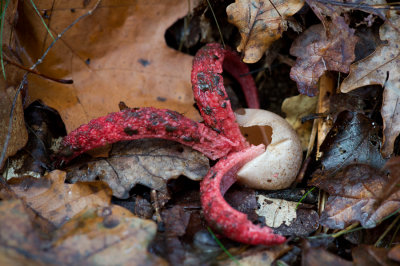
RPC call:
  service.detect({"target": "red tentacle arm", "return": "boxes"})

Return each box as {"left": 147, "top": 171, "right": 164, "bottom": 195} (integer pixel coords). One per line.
{"left": 200, "top": 144, "right": 286, "bottom": 246}
{"left": 58, "top": 107, "right": 237, "bottom": 163}
{"left": 191, "top": 43, "right": 250, "bottom": 151}
{"left": 223, "top": 48, "right": 260, "bottom": 109}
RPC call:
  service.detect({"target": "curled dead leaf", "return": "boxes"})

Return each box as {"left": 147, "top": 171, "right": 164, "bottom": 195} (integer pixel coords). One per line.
{"left": 290, "top": 18, "right": 357, "bottom": 96}
{"left": 227, "top": 0, "right": 304, "bottom": 63}
{"left": 8, "top": 170, "right": 112, "bottom": 227}
{"left": 66, "top": 139, "right": 209, "bottom": 199}
{"left": 310, "top": 162, "right": 400, "bottom": 229}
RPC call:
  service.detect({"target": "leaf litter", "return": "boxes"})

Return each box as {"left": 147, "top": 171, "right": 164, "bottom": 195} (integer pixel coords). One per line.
{"left": 4, "top": 0, "right": 400, "bottom": 264}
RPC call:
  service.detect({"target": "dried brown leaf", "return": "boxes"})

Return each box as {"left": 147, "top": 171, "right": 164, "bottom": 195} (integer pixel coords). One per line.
{"left": 226, "top": 0, "right": 304, "bottom": 63}
{"left": 302, "top": 245, "right": 352, "bottom": 266}
{"left": 19, "top": 0, "right": 201, "bottom": 133}
{"left": 388, "top": 244, "right": 400, "bottom": 263}
{"left": 310, "top": 163, "right": 400, "bottom": 229}
{"left": 66, "top": 139, "right": 209, "bottom": 199}
{"left": 0, "top": 87, "right": 28, "bottom": 169}
{"left": 8, "top": 170, "right": 112, "bottom": 227}
{"left": 290, "top": 18, "right": 357, "bottom": 96}
{"left": 353, "top": 245, "right": 398, "bottom": 266}
{"left": 0, "top": 199, "right": 165, "bottom": 265}
{"left": 340, "top": 10, "right": 400, "bottom": 157}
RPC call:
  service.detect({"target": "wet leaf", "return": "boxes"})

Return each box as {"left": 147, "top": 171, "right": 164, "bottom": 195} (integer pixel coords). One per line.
{"left": 19, "top": 0, "right": 201, "bottom": 133}
{"left": 353, "top": 245, "right": 398, "bottom": 266}
{"left": 290, "top": 19, "right": 357, "bottom": 96}
{"left": 340, "top": 10, "right": 400, "bottom": 157}
{"left": 8, "top": 170, "right": 112, "bottom": 227}
{"left": 310, "top": 162, "right": 400, "bottom": 229}
{"left": 226, "top": 0, "right": 304, "bottom": 63}
{"left": 66, "top": 139, "right": 209, "bottom": 199}
{"left": 319, "top": 111, "right": 386, "bottom": 172}
{"left": 0, "top": 199, "right": 165, "bottom": 265}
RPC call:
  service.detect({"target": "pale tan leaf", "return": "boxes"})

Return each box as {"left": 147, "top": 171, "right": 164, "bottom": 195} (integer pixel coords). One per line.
{"left": 226, "top": 0, "right": 304, "bottom": 63}
{"left": 340, "top": 10, "right": 400, "bottom": 157}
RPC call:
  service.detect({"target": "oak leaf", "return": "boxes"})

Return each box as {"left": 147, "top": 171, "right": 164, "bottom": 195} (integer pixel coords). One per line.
{"left": 226, "top": 0, "right": 304, "bottom": 63}
{"left": 0, "top": 199, "right": 166, "bottom": 265}
{"left": 340, "top": 10, "right": 400, "bottom": 157}
{"left": 290, "top": 18, "right": 357, "bottom": 96}
{"left": 19, "top": 0, "right": 201, "bottom": 133}
{"left": 8, "top": 170, "right": 112, "bottom": 227}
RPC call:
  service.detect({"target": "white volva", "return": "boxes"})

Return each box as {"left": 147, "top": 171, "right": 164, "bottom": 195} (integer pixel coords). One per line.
{"left": 235, "top": 109, "right": 303, "bottom": 190}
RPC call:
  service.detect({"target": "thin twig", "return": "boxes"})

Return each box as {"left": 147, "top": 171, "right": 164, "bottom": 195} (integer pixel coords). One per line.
{"left": 0, "top": 0, "right": 102, "bottom": 173}
{"left": 206, "top": 0, "right": 225, "bottom": 48}
{"left": 4, "top": 55, "right": 73, "bottom": 84}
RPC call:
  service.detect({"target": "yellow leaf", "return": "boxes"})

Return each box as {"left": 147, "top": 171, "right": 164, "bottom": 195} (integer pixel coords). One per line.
{"left": 226, "top": 0, "right": 304, "bottom": 63}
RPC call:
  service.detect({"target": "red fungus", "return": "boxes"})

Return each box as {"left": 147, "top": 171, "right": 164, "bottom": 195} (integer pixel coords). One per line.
{"left": 59, "top": 107, "right": 237, "bottom": 163}
{"left": 200, "top": 144, "right": 286, "bottom": 245}
{"left": 191, "top": 43, "right": 255, "bottom": 150}
{"left": 58, "top": 43, "right": 285, "bottom": 246}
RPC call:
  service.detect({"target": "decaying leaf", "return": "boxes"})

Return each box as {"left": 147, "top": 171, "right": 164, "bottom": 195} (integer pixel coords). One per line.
{"left": 302, "top": 244, "right": 352, "bottom": 266}
{"left": 0, "top": 87, "right": 28, "bottom": 169}
{"left": 20, "top": 0, "right": 201, "bottom": 133}
{"left": 66, "top": 139, "right": 209, "bottom": 199}
{"left": 3, "top": 101, "right": 66, "bottom": 179}
{"left": 8, "top": 170, "right": 112, "bottom": 227}
{"left": 282, "top": 94, "right": 317, "bottom": 150}
{"left": 353, "top": 245, "right": 398, "bottom": 266}
{"left": 290, "top": 19, "right": 357, "bottom": 96}
{"left": 0, "top": 199, "right": 165, "bottom": 265}
{"left": 389, "top": 245, "right": 400, "bottom": 263}
{"left": 318, "top": 111, "right": 386, "bottom": 172}
{"left": 226, "top": 0, "right": 304, "bottom": 63}
{"left": 310, "top": 162, "right": 400, "bottom": 229}
{"left": 220, "top": 245, "right": 291, "bottom": 266}
{"left": 0, "top": 0, "right": 29, "bottom": 168}
{"left": 256, "top": 195, "right": 319, "bottom": 236}
{"left": 340, "top": 10, "right": 400, "bottom": 157}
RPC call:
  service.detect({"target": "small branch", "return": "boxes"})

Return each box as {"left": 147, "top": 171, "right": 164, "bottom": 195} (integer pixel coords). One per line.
{"left": 4, "top": 56, "right": 73, "bottom": 84}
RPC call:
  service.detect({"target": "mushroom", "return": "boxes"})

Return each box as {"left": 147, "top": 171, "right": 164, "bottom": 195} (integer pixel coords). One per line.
{"left": 235, "top": 108, "right": 303, "bottom": 190}
{"left": 58, "top": 43, "right": 289, "bottom": 246}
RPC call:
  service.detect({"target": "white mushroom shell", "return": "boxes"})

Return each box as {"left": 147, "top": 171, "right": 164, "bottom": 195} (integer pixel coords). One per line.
{"left": 235, "top": 109, "right": 303, "bottom": 190}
